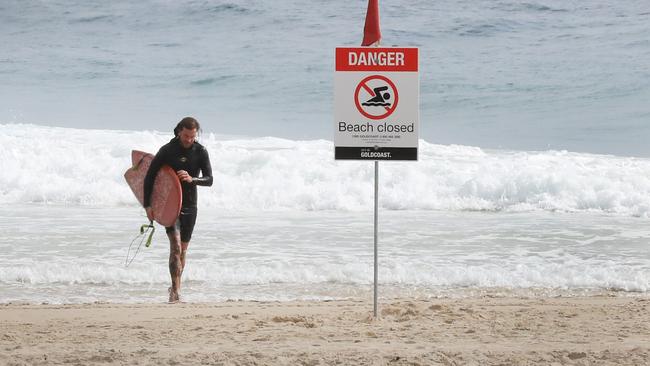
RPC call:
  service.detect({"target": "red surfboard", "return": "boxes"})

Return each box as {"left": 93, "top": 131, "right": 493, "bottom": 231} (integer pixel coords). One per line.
{"left": 124, "top": 150, "right": 182, "bottom": 227}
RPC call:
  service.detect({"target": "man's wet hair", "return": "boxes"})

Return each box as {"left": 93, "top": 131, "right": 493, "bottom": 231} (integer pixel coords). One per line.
{"left": 174, "top": 117, "right": 201, "bottom": 137}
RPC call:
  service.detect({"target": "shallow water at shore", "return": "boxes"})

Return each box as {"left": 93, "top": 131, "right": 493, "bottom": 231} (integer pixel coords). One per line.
{"left": 1, "top": 205, "right": 648, "bottom": 304}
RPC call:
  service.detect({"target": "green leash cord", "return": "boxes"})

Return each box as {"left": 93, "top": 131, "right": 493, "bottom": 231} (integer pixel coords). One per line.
{"left": 125, "top": 221, "right": 155, "bottom": 267}
{"left": 141, "top": 222, "right": 155, "bottom": 248}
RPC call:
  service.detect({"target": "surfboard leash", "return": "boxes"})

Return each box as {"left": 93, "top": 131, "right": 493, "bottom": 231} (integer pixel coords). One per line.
{"left": 125, "top": 221, "right": 155, "bottom": 267}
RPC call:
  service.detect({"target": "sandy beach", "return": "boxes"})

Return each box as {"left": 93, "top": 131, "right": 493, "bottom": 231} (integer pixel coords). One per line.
{"left": 1, "top": 295, "right": 648, "bottom": 365}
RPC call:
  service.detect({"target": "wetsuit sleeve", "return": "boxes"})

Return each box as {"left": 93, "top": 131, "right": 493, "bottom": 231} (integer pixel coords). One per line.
{"left": 143, "top": 148, "right": 166, "bottom": 207}
{"left": 193, "top": 147, "right": 213, "bottom": 187}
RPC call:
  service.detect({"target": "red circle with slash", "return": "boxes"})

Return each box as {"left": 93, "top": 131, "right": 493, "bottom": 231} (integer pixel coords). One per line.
{"left": 354, "top": 75, "right": 399, "bottom": 120}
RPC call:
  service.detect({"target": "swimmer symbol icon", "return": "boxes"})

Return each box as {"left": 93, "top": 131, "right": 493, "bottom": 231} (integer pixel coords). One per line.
{"left": 354, "top": 75, "right": 399, "bottom": 120}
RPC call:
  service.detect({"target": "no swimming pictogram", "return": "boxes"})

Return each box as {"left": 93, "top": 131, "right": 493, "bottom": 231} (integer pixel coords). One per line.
{"left": 354, "top": 75, "right": 399, "bottom": 120}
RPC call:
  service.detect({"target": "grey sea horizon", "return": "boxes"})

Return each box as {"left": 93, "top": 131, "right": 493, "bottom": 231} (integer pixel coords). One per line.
{"left": 1, "top": 0, "right": 649, "bottom": 156}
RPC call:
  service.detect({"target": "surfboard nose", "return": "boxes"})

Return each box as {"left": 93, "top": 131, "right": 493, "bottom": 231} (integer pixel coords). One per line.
{"left": 131, "top": 150, "right": 147, "bottom": 166}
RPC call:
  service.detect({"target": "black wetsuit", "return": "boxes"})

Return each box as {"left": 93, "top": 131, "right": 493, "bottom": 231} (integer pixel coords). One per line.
{"left": 143, "top": 138, "right": 213, "bottom": 242}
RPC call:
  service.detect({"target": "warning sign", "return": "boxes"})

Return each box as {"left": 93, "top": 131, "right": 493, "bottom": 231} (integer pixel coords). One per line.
{"left": 334, "top": 47, "right": 419, "bottom": 160}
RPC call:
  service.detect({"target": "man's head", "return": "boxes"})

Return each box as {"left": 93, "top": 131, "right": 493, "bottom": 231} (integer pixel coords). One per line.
{"left": 174, "top": 117, "right": 200, "bottom": 148}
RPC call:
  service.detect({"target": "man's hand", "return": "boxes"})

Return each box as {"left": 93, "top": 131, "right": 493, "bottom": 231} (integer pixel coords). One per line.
{"left": 177, "top": 170, "right": 193, "bottom": 183}
{"left": 145, "top": 206, "right": 154, "bottom": 222}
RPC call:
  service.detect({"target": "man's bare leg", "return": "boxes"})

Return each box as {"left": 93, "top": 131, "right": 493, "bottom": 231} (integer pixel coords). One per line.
{"left": 180, "top": 241, "right": 190, "bottom": 275}
{"left": 167, "top": 232, "right": 182, "bottom": 303}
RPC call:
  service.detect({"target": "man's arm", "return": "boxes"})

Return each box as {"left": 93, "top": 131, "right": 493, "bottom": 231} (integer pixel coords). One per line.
{"left": 193, "top": 146, "right": 213, "bottom": 187}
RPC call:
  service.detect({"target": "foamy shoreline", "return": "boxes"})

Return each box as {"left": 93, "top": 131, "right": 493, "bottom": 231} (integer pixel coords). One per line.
{"left": 1, "top": 295, "right": 648, "bottom": 365}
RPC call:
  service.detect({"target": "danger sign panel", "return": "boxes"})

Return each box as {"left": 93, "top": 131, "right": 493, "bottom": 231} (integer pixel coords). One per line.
{"left": 334, "top": 47, "right": 419, "bottom": 161}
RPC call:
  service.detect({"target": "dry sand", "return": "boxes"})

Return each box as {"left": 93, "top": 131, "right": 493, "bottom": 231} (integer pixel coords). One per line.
{"left": 1, "top": 295, "right": 649, "bottom": 365}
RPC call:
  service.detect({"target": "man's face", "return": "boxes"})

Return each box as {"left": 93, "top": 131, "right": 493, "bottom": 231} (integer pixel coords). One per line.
{"left": 179, "top": 127, "right": 197, "bottom": 148}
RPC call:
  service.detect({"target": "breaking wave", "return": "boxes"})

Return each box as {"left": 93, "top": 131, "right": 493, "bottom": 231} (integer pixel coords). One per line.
{"left": 2, "top": 124, "right": 650, "bottom": 215}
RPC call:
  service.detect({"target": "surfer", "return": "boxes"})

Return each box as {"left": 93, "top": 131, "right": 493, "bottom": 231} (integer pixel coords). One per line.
{"left": 143, "top": 117, "right": 213, "bottom": 303}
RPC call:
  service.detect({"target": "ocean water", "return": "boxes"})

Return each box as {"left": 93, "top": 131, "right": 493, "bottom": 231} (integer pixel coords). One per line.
{"left": 1, "top": 0, "right": 650, "bottom": 155}
{"left": 0, "top": 125, "right": 649, "bottom": 303}
{"left": 2, "top": 1, "right": 649, "bottom": 303}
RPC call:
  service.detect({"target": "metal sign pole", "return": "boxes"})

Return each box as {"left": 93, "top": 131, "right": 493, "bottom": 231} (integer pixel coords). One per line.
{"left": 373, "top": 160, "right": 379, "bottom": 318}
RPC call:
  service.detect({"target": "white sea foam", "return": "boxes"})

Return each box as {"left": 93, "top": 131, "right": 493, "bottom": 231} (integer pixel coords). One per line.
{"left": 2, "top": 124, "right": 650, "bottom": 215}
{"left": 1, "top": 204, "right": 649, "bottom": 303}
{"left": 2, "top": 258, "right": 647, "bottom": 292}
{"left": 1, "top": 253, "right": 647, "bottom": 304}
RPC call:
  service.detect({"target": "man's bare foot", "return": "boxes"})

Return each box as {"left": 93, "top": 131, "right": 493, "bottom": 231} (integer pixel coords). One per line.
{"left": 168, "top": 290, "right": 180, "bottom": 303}
{"left": 168, "top": 287, "right": 180, "bottom": 303}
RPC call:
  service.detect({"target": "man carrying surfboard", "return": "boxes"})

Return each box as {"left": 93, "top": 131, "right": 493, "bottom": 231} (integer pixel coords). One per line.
{"left": 143, "top": 117, "right": 213, "bottom": 303}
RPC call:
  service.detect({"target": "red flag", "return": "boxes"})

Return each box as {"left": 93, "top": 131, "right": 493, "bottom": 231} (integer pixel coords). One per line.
{"left": 361, "top": 0, "right": 381, "bottom": 46}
